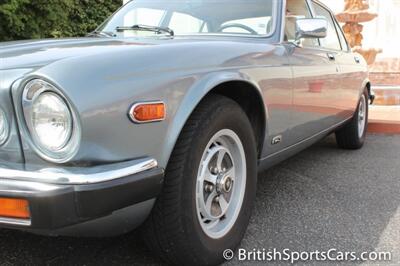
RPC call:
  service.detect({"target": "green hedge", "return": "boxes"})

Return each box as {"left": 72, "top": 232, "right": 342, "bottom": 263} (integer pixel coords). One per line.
{"left": 0, "top": 0, "right": 122, "bottom": 42}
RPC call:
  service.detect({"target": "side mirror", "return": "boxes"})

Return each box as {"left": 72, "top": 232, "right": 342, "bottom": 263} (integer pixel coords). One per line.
{"left": 295, "top": 18, "right": 327, "bottom": 40}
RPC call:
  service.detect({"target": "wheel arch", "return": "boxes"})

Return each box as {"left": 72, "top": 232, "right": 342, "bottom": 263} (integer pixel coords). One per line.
{"left": 210, "top": 81, "right": 267, "bottom": 159}
{"left": 362, "top": 79, "right": 374, "bottom": 104}
{"left": 365, "top": 81, "right": 375, "bottom": 104}
{"left": 159, "top": 74, "right": 268, "bottom": 168}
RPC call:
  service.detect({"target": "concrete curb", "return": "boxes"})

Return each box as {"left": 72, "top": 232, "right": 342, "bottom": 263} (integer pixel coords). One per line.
{"left": 368, "top": 121, "right": 400, "bottom": 134}
{"left": 368, "top": 106, "right": 400, "bottom": 134}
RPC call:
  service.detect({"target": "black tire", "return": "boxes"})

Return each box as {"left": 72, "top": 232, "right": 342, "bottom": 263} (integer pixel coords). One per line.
{"left": 143, "top": 94, "right": 258, "bottom": 266}
{"left": 335, "top": 88, "right": 369, "bottom": 149}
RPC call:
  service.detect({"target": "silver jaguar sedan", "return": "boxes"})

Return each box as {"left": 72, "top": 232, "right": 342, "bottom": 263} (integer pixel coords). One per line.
{"left": 0, "top": 0, "right": 373, "bottom": 265}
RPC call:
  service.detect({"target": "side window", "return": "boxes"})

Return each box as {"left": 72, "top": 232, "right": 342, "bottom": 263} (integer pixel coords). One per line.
{"left": 334, "top": 19, "right": 349, "bottom": 51}
{"left": 312, "top": 2, "right": 341, "bottom": 50}
{"left": 169, "top": 12, "right": 208, "bottom": 34}
{"left": 285, "top": 0, "right": 319, "bottom": 47}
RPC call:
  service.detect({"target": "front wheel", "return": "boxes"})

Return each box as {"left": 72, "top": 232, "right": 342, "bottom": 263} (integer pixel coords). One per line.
{"left": 143, "top": 94, "right": 257, "bottom": 266}
{"left": 335, "top": 88, "right": 369, "bottom": 149}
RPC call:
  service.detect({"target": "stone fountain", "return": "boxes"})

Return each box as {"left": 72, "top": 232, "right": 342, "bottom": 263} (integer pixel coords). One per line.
{"left": 336, "top": 0, "right": 382, "bottom": 65}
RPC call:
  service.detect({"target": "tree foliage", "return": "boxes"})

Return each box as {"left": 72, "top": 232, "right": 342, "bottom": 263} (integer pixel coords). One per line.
{"left": 0, "top": 0, "right": 122, "bottom": 41}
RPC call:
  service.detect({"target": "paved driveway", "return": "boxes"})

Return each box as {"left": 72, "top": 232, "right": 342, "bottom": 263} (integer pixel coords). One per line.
{"left": 1, "top": 134, "right": 399, "bottom": 265}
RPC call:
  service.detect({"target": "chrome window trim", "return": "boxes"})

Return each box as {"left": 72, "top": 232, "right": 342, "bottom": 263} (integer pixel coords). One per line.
{"left": 310, "top": 0, "right": 344, "bottom": 52}
{"left": 284, "top": 0, "right": 349, "bottom": 53}
{"left": 333, "top": 15, "right": 350, "bottom": 52}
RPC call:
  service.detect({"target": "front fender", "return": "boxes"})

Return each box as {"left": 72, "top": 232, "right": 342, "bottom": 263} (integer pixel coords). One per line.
{"left": 13, "top": 68, "right": 266, "bottom": 168}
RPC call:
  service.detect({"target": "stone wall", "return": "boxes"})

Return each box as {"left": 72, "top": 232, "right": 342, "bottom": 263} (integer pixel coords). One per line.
{"left": 370, "top": 58, "right": 400, "bottom": 86}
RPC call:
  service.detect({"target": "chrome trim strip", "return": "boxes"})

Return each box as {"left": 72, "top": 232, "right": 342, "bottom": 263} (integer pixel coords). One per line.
{"left": 0, "top": 217, "right": 31, "bottom": 226}
{"left": 0, "top": 158, "right": 158, "bottom": 185}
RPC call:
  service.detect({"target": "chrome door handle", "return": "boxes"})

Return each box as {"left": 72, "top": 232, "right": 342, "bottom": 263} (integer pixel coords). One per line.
{"left": 327, "top": 53, "right": 335, "bottom": 61}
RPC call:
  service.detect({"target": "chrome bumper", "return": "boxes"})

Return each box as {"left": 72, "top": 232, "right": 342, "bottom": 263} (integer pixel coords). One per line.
{"left": 0, "top": 158, "right": 158, "bottom": 185}
{"left": 0, "top": 158, "right": 163, "bottom": 229}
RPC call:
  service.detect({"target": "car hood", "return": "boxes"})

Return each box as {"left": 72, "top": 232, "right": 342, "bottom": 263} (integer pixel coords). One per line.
{"left": 0, "top": 37, "right": 177, "bottom": 70}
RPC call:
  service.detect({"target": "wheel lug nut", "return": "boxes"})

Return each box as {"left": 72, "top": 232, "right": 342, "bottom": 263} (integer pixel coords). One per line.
{"left": 204, "top": 184, "right": 214, "bottom": 192}
{"left": 211, "top": 167, "right": 218, "bottom": 174}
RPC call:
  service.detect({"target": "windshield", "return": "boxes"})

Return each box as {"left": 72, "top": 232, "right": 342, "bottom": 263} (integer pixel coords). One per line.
{"left": 98, "top": 0, "right": 276, "bottom": 37}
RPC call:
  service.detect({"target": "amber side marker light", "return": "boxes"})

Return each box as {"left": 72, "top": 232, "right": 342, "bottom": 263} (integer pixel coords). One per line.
{"left": 129, "top": 101, "right": 166, "bottom": 123}
{"left": 0, "top": 198, "right": 30, "bottom": 219}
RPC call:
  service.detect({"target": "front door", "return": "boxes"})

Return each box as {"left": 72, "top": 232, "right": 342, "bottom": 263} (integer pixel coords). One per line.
{"left": 312, "top": 1, "right": 363, "bottom": 120}
{"left": 284, "top": 0, "right": 341, "bottom": 144}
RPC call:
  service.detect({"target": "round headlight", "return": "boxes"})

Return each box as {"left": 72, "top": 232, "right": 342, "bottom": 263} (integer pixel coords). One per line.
{"left": 0, "top": 108, "right": 9, "bottom": 145}
{"left": 22, "top": 79, "right": 80, "bottom": 163}
{"left": 31, "top": 92, "right": 73, "bottom": 151}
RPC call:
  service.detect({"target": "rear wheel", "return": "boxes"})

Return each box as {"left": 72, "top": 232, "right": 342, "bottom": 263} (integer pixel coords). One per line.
{"left": 143, "top": 94, "right": 257, "bottom": 266}
{"left": 335, "top": 88, "right": 369, "bottom": 149}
